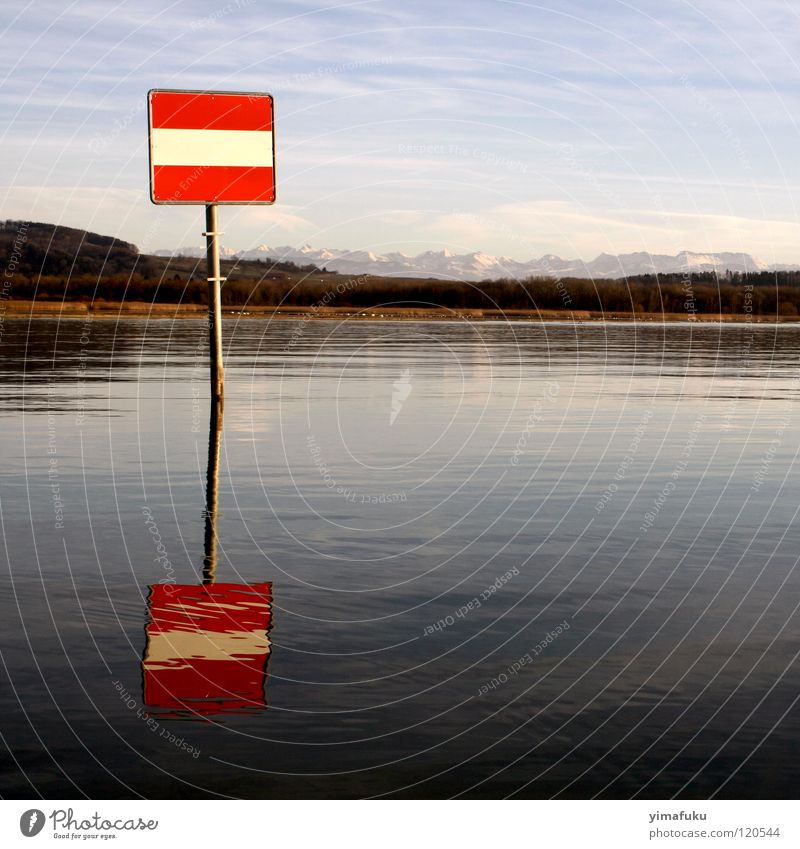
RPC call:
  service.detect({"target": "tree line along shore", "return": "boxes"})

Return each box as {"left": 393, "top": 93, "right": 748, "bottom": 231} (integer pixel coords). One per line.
{"left": 4, "top": 219, "right": 800, "bottom": 320}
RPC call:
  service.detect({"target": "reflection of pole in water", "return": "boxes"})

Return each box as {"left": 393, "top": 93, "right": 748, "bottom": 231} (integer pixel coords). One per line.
{"left": 203, "top": 398, "right": 223, "bottom": 584}
{"left": 142, "top": 396, "right": 274, "bottom": 718}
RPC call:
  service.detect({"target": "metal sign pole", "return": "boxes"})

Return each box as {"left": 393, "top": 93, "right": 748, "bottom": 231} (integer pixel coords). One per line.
{"left": 204, "top": 203, "right": 225, "bottom": 403}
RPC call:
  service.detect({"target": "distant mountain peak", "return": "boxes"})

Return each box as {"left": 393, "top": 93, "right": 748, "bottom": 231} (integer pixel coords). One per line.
{"left": 152, "top": 244, "right": 792, "bottom": 280}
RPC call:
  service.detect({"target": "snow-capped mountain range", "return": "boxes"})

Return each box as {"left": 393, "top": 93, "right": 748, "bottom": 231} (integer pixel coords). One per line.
{"left": 153, "top": 244, "right": 798, "bottom": 280}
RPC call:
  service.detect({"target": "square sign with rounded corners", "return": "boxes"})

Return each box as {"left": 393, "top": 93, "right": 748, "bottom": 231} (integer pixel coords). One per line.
{"left": 147, "top": 89, "right": 275, "bottom": 204}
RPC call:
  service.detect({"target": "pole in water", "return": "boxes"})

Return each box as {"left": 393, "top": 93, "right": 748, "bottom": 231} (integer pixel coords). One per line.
{"left": 204, "top": 204, "right": 225, "bottom": 403}
{"left": 202, "top": 397, "right": 223, "bottom": 584}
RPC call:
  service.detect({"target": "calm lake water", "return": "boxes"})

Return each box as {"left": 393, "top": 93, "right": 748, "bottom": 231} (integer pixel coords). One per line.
{"left": 1, "top": 315, "right": 799, "bottom": 799}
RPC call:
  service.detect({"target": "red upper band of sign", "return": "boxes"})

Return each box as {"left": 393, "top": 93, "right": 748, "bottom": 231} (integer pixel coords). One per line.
{"left": 150, "top": 91, "right": 272, "bottom": 132}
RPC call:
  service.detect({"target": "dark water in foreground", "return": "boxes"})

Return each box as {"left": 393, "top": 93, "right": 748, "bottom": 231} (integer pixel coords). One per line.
{"left": 1, "top": 315, "right": 799, "bottom": 799}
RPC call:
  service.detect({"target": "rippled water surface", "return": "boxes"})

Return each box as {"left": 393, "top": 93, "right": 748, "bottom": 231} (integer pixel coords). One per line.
{"left": 2, "top": 316, "right": 799, "bottom": 798}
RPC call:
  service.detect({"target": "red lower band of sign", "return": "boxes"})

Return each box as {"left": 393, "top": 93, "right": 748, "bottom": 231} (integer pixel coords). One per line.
{"left": 146, "top": 583, "right": 272, "bottom": 632}
{"left": 152, "top": 165, "right": 275, "bottom": 203}
{"left": 143, "top": 657, "right": 268, "bottom": 715}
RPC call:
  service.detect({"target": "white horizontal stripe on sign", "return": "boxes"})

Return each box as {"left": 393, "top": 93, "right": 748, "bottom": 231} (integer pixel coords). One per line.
{"left": 151, "top": 128, "right": 273, "bottom": 167}
{"left": 144, "top": 630, "right": 270, "bottom": 665}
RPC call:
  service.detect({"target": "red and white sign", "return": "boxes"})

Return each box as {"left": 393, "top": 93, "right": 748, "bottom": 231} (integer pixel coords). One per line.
{"left": 147, "top": 89, "right": 275, "bottom": 204}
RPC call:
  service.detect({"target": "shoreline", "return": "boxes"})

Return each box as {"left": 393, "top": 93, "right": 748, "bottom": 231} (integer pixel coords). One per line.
{"left": 2, "top": 300, "right": 797, "bottom": 323}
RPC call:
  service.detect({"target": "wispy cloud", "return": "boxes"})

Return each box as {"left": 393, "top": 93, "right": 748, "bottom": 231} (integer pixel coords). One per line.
{"left": 3, "top": 0, "right": 800, "bottom": 260}
{"left": 428, "top": 200, "right": 800, "bottom": 264}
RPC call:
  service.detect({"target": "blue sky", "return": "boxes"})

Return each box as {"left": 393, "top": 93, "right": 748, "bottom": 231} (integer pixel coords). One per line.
{"left": 3, "top": 0, "right": 800, "bottom": 260}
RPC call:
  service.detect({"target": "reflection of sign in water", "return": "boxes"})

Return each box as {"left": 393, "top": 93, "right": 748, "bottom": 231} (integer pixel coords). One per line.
{"left": 143, "top": 582, "right": 272, "bottom": 716}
